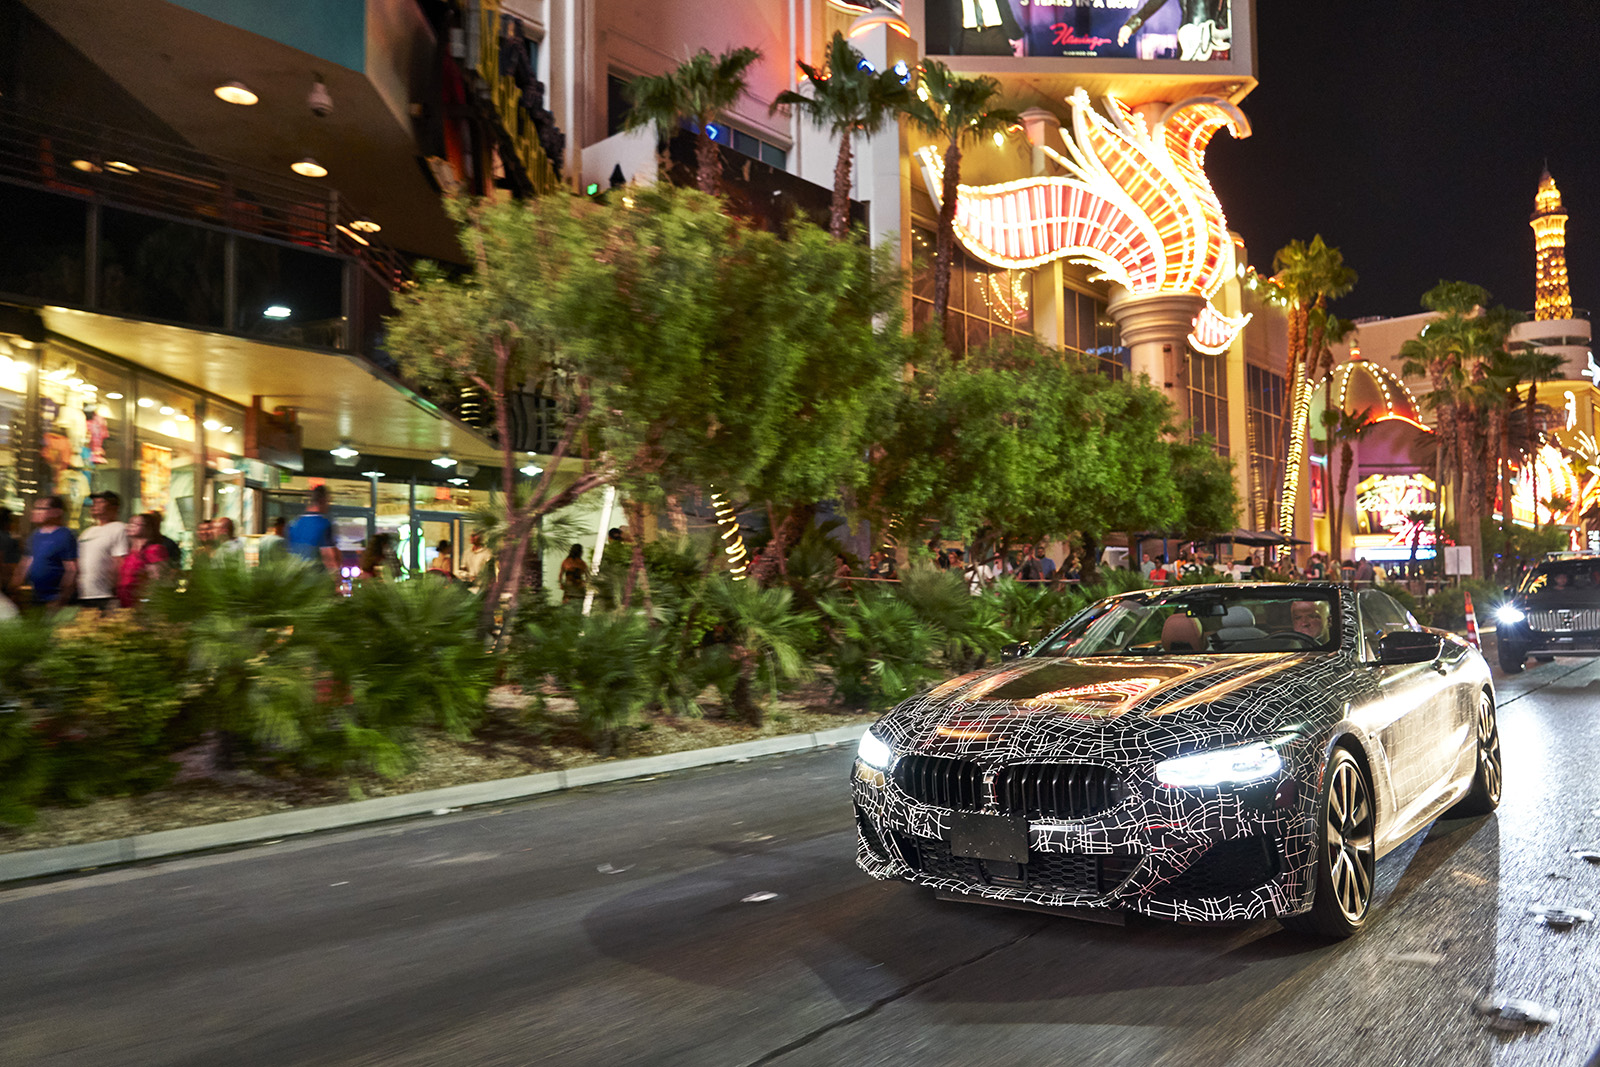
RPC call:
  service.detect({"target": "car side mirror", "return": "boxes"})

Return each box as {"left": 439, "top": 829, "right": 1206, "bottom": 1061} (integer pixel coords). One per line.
{"left": 1001, "top": 641, "right": 1032, "bottom": 661}
{"left": 1375, "top": 630, "right": 1442, "bottom": 665}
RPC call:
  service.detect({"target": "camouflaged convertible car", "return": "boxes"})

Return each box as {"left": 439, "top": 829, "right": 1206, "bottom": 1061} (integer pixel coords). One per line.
{"left": 852, "top": 583, "right": 1500, "bottom": 938}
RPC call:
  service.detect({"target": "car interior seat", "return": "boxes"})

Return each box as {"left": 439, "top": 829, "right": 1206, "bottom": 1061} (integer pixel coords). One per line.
{"left": 1213, "top": 605, "right": 1267, "bottom": 645}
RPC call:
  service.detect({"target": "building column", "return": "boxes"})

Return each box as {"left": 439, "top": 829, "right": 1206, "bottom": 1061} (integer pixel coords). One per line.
{"left": 1106, "top": 288, "right": 1201, "bottom": 427}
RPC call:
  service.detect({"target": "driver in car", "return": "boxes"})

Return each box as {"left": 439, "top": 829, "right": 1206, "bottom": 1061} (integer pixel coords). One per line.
{"left": 1288, "top": 600, "right": 1327, "bottom": 640}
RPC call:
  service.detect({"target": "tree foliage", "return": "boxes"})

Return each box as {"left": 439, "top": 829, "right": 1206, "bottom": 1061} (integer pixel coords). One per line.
{"left": 865, "top": 338, "right": 1227, "bottom": 559}
{"left": 774, "top": 32, "right": 912, "bottom": 238}
{"left": 903, "top": 61, "right": 1020, "bottom": 347}
{"left": 623, "top": 46, "right": 762, "bottom": 194}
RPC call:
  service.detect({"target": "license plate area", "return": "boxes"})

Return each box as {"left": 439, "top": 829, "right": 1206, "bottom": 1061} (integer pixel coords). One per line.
{"left": 949, "top": 812, "right": 1030, "bottom": 862}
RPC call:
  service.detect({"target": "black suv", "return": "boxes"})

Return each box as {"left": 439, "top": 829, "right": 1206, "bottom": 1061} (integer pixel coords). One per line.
{"left": 1496, "top": 555, "right": 1600, "bottom": 673}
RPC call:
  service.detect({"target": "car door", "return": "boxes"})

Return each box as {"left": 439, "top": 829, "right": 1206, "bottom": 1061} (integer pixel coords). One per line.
{"left": 1356, "top": 589, "right": 1460, "bottom": 820}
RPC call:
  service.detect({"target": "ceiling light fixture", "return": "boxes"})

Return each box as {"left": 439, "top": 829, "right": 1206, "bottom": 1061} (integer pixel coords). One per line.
{"left": 361, "top": 470, "right": 385, "bottom": 479}
{"left": 520, "top": 462, "right": 544, "bottom": 477}
{"left": 106, "top": 392, "right": 124, "bottom": 400}
{"left": 159, "top": 405, "right": 175, "bottom": 415}
{"left": 71, "top": 159, "right": 102, "bottom": 173}
{"left": 214, "top": 81, "right": 258, "bottom": 106}
{"left": 291, "top": 157, "right": 328, "bottom": 178}
{"left": 335, "top": 223, "right": 370, "bottom": 247}
{"left": 329, "top": 442, "right": 360, "bottom": 460}
{"left": 446, "top": 477, "right": 469, "bottom": 486}
{"left": 220, "top": 425, "right": 234, "bottom": 434}
{"left": 431, "top": 452, "right": 458, "bottom": 469}
{"left": 263, "top": 305, "right": 292, "bottom": 319}
{"left": 105, "top": 160, "right": 139, "bottom": 174}
{"left": 203, "top": 419, "right": 222, "bottom": 431}
{"left": 137, "top": 397, "right": 155, "bottom": 408}
{"left": 350, "top": 217, "right": 381, "bottom": 233}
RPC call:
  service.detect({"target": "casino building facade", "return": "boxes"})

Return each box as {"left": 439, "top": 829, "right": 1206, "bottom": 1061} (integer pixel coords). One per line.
{"left": 3, "top": 0, "right": 1294, "bottom": 572}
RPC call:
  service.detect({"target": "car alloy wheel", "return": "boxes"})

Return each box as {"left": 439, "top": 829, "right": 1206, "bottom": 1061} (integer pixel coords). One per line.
{"left": 1447, "top": 692, "right": 1502, "bottom": 817}
{"left": 1325, "top": 752, "right": 1376, "bottom": 924}
{"left": 1282, "top": 747, "right": 1375, "bottom": 938}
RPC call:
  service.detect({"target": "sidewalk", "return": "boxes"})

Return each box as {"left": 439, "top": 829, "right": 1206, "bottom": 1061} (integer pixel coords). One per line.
{"left": 0, "top": 724, "right": 869, "bottom": 885}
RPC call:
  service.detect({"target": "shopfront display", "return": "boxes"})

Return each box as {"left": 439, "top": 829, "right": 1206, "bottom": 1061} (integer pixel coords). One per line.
{"left": 35, "top": 350, "right": 132, "bottom": 526}
{"left": 0, "top": 345, "right": 28, "bottom": 512}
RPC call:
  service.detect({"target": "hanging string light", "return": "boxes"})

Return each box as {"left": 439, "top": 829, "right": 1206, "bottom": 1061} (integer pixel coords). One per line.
{"left": 710, "top": 488, "right": 749, "bottom": 580}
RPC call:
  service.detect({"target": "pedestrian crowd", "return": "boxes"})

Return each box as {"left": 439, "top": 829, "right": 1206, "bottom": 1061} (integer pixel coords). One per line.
{"left": 2, "top": 483, "right": 499, "bottom": 617}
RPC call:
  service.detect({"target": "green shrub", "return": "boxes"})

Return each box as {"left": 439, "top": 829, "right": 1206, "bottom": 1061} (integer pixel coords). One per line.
{"left": 697, "top": 575, "right": 816, "bottom": 724}
{"left": 145, "top": 556, "right": 344, "bottom": 765}
{"left": 518, "top": 608, "right": 662, "bottom": 751}
{"left": 987, "top": 576, "right": 1093, "bottom": 644}
{"left": 894, "top": 565, "right": 1009, "bottom": 671}
{"left": 0, "top": 613, "right": 55, "bottom": 824}
{"left": 337, "top": 577, "right": 493, "bottom": 752}
{"left": 0, "top": 611, "right": 186, "bottom": 819}
{"left": 821, "top": 590, "right": 941, "bottom": 710}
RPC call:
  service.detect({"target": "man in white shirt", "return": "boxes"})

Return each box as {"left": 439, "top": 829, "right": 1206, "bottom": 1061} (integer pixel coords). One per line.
{"left": 212, "top": 517, "right": 246, "bottom": 561}
{"left": 78, "top": 490, "right": 129, "bottom": 611}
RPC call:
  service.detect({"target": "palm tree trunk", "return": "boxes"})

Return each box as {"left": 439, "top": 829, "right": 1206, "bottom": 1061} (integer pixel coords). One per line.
{"left": 695, "top": 128, "right": 720, "bottom": 194}
{"left": 830, "top": 132, "right": 853, "bottom": 240}
{"left": 933, "top": 140, "right": 962, "bottom": 351}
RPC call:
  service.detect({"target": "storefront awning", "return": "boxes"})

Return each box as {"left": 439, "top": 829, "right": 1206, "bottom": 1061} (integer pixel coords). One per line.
{"left": 38, "top": 305, "right": 502, "bottom": 465}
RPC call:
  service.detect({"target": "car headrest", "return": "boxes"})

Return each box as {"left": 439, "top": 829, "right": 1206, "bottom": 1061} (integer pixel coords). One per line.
{"left": 1221, "top": 605, "right": 1256, "bottom": 628}
{"left": 1161, "top": 613, "right": 1204, "bottom": 653}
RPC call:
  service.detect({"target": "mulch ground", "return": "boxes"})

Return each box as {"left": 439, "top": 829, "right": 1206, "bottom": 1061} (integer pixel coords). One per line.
{"left": 0, "top": 683, "right": 877, "bottom": 856}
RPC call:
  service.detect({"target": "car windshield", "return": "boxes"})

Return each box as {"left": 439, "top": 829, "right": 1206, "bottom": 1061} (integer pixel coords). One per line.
{"left": 1521, "top": 560, "right": 1600, "bottom": 595}
{"left": 1035, "top": 588, "right": 1342, "bottom": 657}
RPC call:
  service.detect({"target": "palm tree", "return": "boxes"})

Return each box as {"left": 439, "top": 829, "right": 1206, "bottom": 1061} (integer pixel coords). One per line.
{"left": 904, "top": 60, "right": 1020, "bottom": 347}
{"left": 1265, "top": 237, "right": 1357, "bottom": 534}
{"left": 773, "top": 32, "right": 911, "bottom": 239}
{"left": 623, "top": 46, "right": 762, "bottom": 194}
{"left": 1321, "top": 406, "right": 1373, "bottom": 565}
{"left": 1399, "top": 282, "right": 1516, "bottom": 579}
{"left": 1404, "top": 507, "right": 1433, "bottom": 581}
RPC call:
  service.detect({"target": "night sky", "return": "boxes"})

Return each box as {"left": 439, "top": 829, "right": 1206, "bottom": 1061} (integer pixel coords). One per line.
{"left": 1206, "top": 0, "right": 1600, "bottom": 320}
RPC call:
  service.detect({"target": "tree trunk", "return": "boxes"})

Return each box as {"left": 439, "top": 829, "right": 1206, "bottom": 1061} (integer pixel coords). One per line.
{"left": 695, "top": 128, "right": 721, "bottom": 194}
{"left": 830, "top": 132, "right": 853, "bottom": 240}
{"left": 933, "top": 140, "right": 962, "bottom": 352}
{"left": 1080, "top": 531, "right": 1100, "bottom": 582}
{"left": 621, "top": 498, "right": 652, "bottom": 614}
{"left": 749, "top": 502, "right": 812, "bottom": 584}
{"left": 730, "top": 660, "right": 763, "bottom": 726}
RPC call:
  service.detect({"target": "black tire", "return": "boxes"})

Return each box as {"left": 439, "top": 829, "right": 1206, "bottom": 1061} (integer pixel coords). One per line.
{"left": 1281, "top": 747, "right": 1376, "bottom": 939}
{"left": 1446, "top": 691, "right": 1502, "bottom": 817}
{"left": 1498, "top": 640, "right": 1526, "bottom": 674}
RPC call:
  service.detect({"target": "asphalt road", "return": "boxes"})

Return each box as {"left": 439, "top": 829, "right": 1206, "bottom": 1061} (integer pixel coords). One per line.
{"left": 3, "top": 651, "right": 1599, "bottom": 1067}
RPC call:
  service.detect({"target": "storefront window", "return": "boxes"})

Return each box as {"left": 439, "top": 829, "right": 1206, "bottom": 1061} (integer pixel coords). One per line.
{"left": 131, "top": 381, "right": 201, "bottom": 550}
{"left": 36, "top": 350, "right": 132, "bottom": 526}
{"left": 203, "top": 401, "right": 248, "bottom": 533}
{"left": 0, "top": 344, "right": 31, "bottom": 513}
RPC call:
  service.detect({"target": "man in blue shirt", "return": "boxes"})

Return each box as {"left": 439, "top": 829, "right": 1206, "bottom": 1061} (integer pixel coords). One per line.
{"left": 287, "top": 485, "right": 338, "bottom": 572}
{"left": 10, "top": 495, "right": 78, "bottom": 610}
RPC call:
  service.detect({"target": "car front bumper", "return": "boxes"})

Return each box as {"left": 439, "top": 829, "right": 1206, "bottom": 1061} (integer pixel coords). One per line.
{"left": 852, "top": 757, "right": 1319, "bottom": 924}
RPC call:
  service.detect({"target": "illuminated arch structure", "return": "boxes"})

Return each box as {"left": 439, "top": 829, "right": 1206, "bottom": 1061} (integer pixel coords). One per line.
{"left": 917, "top": 89, "right": 1252, "bottom": 366}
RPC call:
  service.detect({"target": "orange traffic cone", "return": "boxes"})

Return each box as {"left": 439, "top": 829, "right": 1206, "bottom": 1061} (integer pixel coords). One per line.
{"left": 1463, "top": 589, "right": 1482, "bottom": 650}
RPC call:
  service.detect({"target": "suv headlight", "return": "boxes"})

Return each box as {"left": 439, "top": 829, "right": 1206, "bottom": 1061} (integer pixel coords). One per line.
{"left": 856, "top": 728, "right": 894, "bottom": 771}
{"left": 1496, "top": 604, "right": 1526, "bottom": 624}
{"left": 1156, "top": 741, "right": 1283, "bottom": 788}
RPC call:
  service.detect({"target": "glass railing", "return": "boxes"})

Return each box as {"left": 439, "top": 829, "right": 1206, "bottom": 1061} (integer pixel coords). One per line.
{"left": 0, "top": 105, "right": 407, "bottom": 301}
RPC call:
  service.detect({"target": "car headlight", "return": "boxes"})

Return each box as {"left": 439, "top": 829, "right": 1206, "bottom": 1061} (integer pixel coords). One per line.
{"left": 1156, "top": 741, "right": 1284, "bottom": 788}
{"left": 856, "top": 728, "right": 894, "bottom": 771}
{"left": 1496, "top": 604, "right": 1526, "bottom": 624}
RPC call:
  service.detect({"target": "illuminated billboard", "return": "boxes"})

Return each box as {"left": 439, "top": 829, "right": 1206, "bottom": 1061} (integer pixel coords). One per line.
{"left": 924, "top": 0, "right": 1233, "bottom": 62}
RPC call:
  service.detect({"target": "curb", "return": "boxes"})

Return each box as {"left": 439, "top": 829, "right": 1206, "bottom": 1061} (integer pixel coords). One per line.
{"left": 0, "top": 724, "right": 870, "bottom": 885}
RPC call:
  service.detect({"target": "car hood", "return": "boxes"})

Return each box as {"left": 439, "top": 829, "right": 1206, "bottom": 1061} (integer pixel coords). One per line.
{"left": 888, "top": 654, "right": 1316, "bottom": 759}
